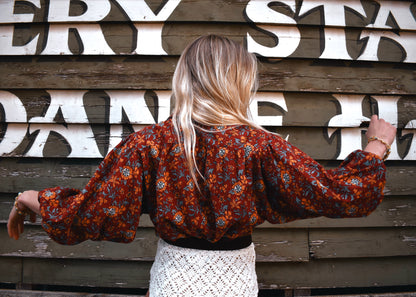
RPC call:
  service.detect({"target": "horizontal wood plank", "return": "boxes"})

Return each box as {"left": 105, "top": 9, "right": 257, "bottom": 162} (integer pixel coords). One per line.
{"left": 0, "top": 290, "right": 146, "bottom": 297}
{"left": 0, "top": 57, "right": 415, "bottom": 94}
{"left": 3, "top": 21, "right": 415, "bottom": 61}
{"left": 0, "top": 258, "right": 22, "bottom": 284}
{"left": 2, "top": 292, "right": 411, "bottom": 297}
{"left": 1, "top": 124, "right": 416, "bottom": 160}
{"left": 4, "top": 0, "right": 415, "bottom": 29}
{"left": 320, "top": 289, "right": 416, "bottom": 297}
{"left": 254, "top": 229, "right": 309, "bottom": 262}
{"left": 309, "top": 228, "right": 416, "bottom": 259}
{"left": 2, "top": 0, "right": 415, "bottom": 32}
{"left": 22, "top": 258, "right": 152, "bottom": 289}
{"left": 256, "top": 257, "right": 416, "bottom": 289}
{"left": 17, "top": 256, "right": 416, "bottom": 289}
{"left": 260, "top": 195, "right": 416, "bottom": 228}
{"left": 2, "top": 90, "right": 415, "bottom": 129}
{"left": 0, "top": 225, "right": 309, "bottom": 263}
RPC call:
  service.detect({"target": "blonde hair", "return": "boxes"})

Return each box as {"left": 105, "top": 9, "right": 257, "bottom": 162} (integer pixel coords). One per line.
{"left": 171, "top": 35, "right": 263, "bottom": 187}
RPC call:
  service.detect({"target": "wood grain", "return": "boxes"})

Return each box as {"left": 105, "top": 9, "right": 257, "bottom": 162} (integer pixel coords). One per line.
{"left": 256, "top": 257, "right": 416, "bottom": 289}
{"left": 3, "top": 0, "right": 415, "bottom": 30}
{"left": 2, "top": 90, "right": 415, "bottom": 128}
{"left": 1, "top": 57, "right": 415, "bottom": 94}
{"left": 309, "top": 228, "right": 416, "bottom": 259}
{"left": 0, "top": 226, "right": 309, "bottom": 263}
{"left": 16, "top": 256, "right": 416, "bottom": 289}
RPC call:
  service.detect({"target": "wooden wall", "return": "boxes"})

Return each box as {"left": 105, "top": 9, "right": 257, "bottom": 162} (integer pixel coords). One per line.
{"left": 1, "top": 0, "right": 416, "bottom": 293}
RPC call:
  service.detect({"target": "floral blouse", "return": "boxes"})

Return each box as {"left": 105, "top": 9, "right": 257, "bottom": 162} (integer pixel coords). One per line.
{"left": 39, "top": 118, "right": 386, "bottom": 245}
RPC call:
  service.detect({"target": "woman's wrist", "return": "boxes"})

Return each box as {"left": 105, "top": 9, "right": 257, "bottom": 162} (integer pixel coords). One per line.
{"left": 16, "top": 191, "right": 41, "bottom": 215}
{"left": 364, "top": 136, "right": 391, "bottom": 161}
{"left": 14, "top": 193, "right": 29, "bottom": 216}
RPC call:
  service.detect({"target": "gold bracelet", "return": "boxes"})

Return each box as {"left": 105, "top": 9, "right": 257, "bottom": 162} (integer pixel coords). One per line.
{"left": 367, "top": 136, "right": 391, "bottom": 161}
{"left": 14, "top": 192, "right": 27, "bottom": 216}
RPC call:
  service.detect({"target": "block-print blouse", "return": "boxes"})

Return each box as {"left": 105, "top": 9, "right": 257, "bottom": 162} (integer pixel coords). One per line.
{"left": 39, "top": 118, "right": 386, "bottom": 245}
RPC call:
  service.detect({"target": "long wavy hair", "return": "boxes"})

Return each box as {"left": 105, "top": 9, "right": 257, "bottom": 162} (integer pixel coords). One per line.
{"left": 171, "top": 35, "right": 263, "bottom": 187}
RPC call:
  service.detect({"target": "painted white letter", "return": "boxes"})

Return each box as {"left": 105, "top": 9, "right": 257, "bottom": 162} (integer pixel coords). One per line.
{"left": 106, "top": 90, "right": 156, "bottom": 151}
{"left": 358, "top": 1, "right": 416, "bottom": 63}
{"left": 250, "top": 92, "right": 287, "bottom": 126}
{"left": 154, "top": 90, "right": 172, "bottom": 122}
{"left": 26, "top": 91, "right": 102, "bottom": 157}
{"left": 327, "top": 94, "right": 369, "bottom": 159}
{"left": 402, "top": 122, "right": 416, "bottom": 161}
{"left": 368, "top": 1, "right": 416, "bottom": 30}
{"left": 0, "top": 91, "right": 28, "bottom": 155}
{"left": 115, "top": 0, "right": 181, "bottom": 55}
{"left": 48, "top": 0, "right": 111, "bottom": 22}
{"left": 0, "top": 0, "right": 41, "bottom": 55}
{"left": 358, "top": 30, "right": 416, "bottom": 63}
{"left": 0, "top": 0, "right": 40, "bottom": 23}
{"left": 370, "top": 96, "right": 400, "bottom": 160}
{"left": 246, "top": 0, "right": 300, "bottom": 57}
{"left": 299, "top": 0, "right": 367, "bottom": 60}
{"left": 42, "top": 0, "right": 113, "bottom": 55}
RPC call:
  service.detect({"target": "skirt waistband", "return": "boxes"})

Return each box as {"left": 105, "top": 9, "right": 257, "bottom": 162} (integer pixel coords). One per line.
{"left": 164, "top": 235, "right": 252, "bottom": 251}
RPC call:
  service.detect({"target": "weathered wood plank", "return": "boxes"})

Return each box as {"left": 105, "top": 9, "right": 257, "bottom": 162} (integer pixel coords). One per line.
{"left": 2, "top": 90, "right": 415, "bottom": 129}
{"left": 320, "top": 292, "right": 416, "bottom": 297}
{"left": 0, "top": 158, "right": 101, "bottom": 190}
{"left": 22, "top": 258, "right": 152, "bottom": 289}
{"left": 2, "top": 0, "right": 415, "bottom": 31}
{"left": 0, "top": 225, "right": 309, "bottom": 263}
{"left": 0, "top": 258, "right": 22, "bottom": 284}
{"left": 1, "top": 124, "right": 416, "bottom": 160}
{"left": 1, "top": 290, "right": 416, "bottom": 297}
{"left": 18, "top": 256, "right": 416, "bottom": 289}
{"left": 0, "top": 290, "right": 147, "bottom": 297}
{"left": 1, "top": 226, "right": 159, "bottom": 261}
{"left": 256, "top": 257, "right": 416, "bottom": 289}
{"left": 309, "top": 228, "right": 416, "bottom": 259}
{"left": 3, "top": 21, "right": 415, "bottom": 62}
{"left": 261, "top": 195, "right": 416, "bottom": 228}
{"left": 1, "top": 57, "right": 415, "bottom": 95}
{"left": 254, "top": 229, "right": 309, "bottom": 262}
{"left": 163, "top": 24, "right": 415, "bottom": 62}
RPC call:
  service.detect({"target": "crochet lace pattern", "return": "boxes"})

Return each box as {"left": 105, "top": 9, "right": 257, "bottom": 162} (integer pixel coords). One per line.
{"left": 149, "top": 239, "right": 258, "bottom": 297}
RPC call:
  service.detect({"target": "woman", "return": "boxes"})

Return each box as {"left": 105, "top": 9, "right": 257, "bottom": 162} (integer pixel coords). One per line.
{"left": 8, "top": 35, "right": 396, "bottom": 296}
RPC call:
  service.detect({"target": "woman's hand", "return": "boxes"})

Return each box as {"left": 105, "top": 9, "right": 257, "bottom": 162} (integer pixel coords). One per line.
{"left": 7, "top": 190, "right": 40, "bottom": 240}
{"left": 364, "top": 115, "right": 397, "bottom": 160}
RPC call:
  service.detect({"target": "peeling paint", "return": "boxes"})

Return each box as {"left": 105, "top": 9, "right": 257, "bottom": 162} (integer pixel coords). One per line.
{"left": 402, "top": 236, "right": 416, "bottom": 242}
{"left": 26, "top": 233, "right": 53, "bottom": 257}
{"left": 310, "top": 240, "right": 326, "bottom": 246}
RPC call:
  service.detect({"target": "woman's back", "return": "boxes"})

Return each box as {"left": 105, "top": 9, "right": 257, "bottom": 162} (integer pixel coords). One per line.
{"left": 37, "top": 117, "right": 384, "bottom": 246}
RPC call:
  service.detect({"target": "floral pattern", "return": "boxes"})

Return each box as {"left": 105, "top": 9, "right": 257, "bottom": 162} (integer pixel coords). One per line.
{"left": 39, "top": 118, "right": 386, "bottom": 245}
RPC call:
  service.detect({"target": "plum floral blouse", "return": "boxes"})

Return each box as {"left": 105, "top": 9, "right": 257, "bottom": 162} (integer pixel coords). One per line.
{"left": 39, "top": 118, "right": 386, "bottom": 245}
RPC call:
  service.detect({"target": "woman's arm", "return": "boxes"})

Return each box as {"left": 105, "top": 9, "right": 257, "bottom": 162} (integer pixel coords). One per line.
{"left": 261, "top": 114, "right": 397, "bottom": 222}
{"left": 7, "top": 131, "right": 146, "bottom": 244}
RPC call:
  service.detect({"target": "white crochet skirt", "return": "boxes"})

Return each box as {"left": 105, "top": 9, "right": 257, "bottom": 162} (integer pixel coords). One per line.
{"left": 149, "top": 239, "right": 258, "bottom": 297}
